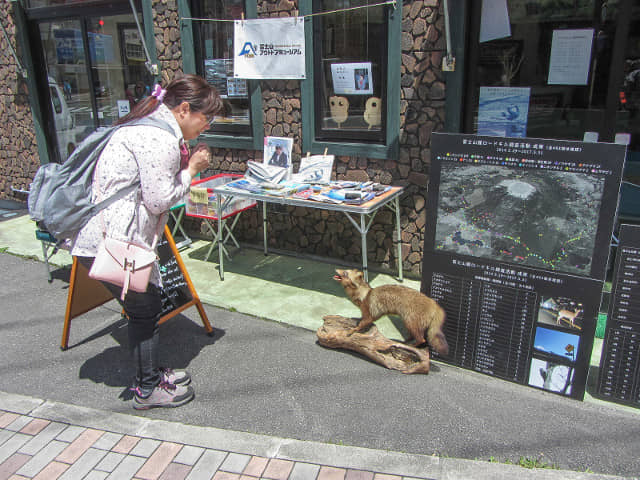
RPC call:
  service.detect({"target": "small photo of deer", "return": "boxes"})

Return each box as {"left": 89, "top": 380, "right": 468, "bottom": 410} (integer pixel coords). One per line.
{"left": 537, "top": 297, "right": 583, "bottom": 331}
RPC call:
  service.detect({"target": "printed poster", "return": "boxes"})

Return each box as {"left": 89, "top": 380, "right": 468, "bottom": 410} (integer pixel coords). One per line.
{"left": 205, "top": 59, "right": 248, "bottom": 97}
{"left": 234, "top": 17, "right": 305, "bottom": 79}
{"left": 480, "top": 0, "right": 511, "bottom": 43}
{"left": 331, "top": 62, "right": 373, "bottom": 95}
{"left": 548, "top": 29, "right": 594, "bottom": 86}
{"left": 477, "top": 86, "right": 530, "bottom": 138}
{"left": 263, "top": 136, "right": 294, "bottom": 170}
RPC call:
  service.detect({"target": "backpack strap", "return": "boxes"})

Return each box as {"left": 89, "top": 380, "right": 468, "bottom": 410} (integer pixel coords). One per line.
{"left": 92, "top": 116, "right": 177, "bottom": 212}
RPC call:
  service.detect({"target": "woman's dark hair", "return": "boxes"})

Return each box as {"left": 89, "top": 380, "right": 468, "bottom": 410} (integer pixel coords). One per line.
{"left": 115, "top": 74, "right": 224, "bottom": 126}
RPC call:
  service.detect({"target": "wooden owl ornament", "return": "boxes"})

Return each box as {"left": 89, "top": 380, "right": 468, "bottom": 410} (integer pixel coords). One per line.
{"left": 364, "top": 97, "right": 382, "bottom": 130}
{"left": 329, "top": 96, "right": 349, "bottom": 128}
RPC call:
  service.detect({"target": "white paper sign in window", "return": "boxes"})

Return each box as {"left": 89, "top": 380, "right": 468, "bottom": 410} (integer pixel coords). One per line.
{"left": 233, "top": 17, "right": 305, "bottom": 79}
{"left": 331, "top": 62, "right": 373, "bottom": 95}
{"left": 548, "top": 29, "right": 594, "bottom": 86}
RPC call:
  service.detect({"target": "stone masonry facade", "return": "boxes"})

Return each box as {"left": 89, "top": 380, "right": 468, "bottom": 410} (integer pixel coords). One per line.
{"left": 0, "top": 1, "right": 40, "bottom": 202}
{"left": 0, "top": 0, "right": 446, "bottom": 278}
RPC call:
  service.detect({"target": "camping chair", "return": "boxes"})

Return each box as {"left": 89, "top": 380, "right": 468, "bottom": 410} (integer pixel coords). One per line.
{"left": 35, "top": 229, "right": 61, "bottom": 282}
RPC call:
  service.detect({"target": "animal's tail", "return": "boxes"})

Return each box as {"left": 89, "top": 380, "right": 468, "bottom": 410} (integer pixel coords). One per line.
{"left": 427, "top": 309, "right": 449, "bottom": 356}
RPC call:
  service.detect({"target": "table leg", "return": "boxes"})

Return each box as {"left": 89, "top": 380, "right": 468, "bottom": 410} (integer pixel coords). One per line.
{"left": 395, "top": 196, "right": 403, "bottom": 281}
{"left": 169, "top": 207, "right": 192, "bottom": 250}
{"left": 223, "top": 213, "right": 242, "bottom": 248}
{"left": 262, "top": 201, "right": 268, "bottom": 255}
{"left": 343, "top": 211, "right": 376, "bottom": 283}
{"left": 360, "top": 213, "right": 369, "bottom": 282}
{"left": 217, "top": 195, "right": 224, "bottom": 280}
{"left": 204, "top": 219, "right": 228, "bottom": 262}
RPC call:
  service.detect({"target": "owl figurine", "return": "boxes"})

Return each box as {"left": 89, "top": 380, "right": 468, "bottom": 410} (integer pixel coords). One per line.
{"left": 329, "top": 96, "right": 349, "bottom": 128}
{"left": 364, "top": 97, "right": 382, "bottom": 130}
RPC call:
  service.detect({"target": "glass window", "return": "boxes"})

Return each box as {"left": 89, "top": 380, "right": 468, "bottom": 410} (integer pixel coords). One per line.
{"left": 465, "top": 1, "right": 620, "bottom": 142}
{"left": 36, "top": 6, "right": 150, "bottom": 161}
{"left": 191, "top": 0, "right": 252, "bottom": 136}
{"left": 313, "top": 0, "right": 387, "bottom": 143}
{"left": 27, "top": 0, "right": 97, "bottom": 7}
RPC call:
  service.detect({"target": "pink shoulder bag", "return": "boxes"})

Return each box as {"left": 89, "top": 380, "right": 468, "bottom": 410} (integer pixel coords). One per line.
{"left": 88, "top": 165, "right": 159, "bottom": 301}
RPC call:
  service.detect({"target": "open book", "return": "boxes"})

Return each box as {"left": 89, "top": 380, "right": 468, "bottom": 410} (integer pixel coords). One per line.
{"left": 291, "top": 154, "right": 334, "bottom": 184}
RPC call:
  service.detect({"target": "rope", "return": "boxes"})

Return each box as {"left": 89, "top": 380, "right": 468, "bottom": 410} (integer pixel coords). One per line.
{"left": 180, "top": 0, "right": 396, "bottom": 23}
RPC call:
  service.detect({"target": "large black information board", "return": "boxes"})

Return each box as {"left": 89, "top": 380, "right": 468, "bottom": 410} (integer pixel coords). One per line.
{"left": 422, "top": 133, "right": 625, "bottom": 400}
{"left": 597, "top": 224, "right": 640, "bottom": 406}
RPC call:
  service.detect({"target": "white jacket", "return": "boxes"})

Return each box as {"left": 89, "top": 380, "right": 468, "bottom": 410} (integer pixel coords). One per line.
{"left": 71, "top": 104, "right": 192, "bottom": 286}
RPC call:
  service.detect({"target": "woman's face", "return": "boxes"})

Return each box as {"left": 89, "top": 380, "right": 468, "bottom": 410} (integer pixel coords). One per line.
{"left": 172, "top": 102, "right": 211, "bottom": 141}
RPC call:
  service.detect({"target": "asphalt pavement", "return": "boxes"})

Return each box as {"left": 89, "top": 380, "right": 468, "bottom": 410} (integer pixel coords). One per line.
{"left": 0, "top": 199, "right": 639, "bottom": 479}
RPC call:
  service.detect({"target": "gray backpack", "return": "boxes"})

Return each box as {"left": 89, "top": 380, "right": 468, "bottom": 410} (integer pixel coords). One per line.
{"left": 28, "top": 117, "right": 175, "bottom": 240}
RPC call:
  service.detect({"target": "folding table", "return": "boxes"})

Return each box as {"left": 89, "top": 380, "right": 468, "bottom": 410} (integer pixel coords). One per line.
{"left": 185, "top": 174, "right": 257, "bottom": 261}
{"left": 211, "top": 182, "right": 405, "bottom": 282}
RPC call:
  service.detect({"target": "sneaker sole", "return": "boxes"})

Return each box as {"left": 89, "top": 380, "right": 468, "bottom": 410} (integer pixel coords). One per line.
{"left": 132, "top": 392, "right": 195, "bottom": 410}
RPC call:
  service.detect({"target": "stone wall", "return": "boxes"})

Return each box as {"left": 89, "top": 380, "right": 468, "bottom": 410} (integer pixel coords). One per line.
{"left": 0, "top": 0, "right": 447, "bottom": 278}
{"left": 153, "top": 0, "right": 184, "bottom": 84}
{"left": 0, "top": 1, "right": 39, "bottom": 200}
{"left": 193, "top": 0, "right": 447, "bottom": 277}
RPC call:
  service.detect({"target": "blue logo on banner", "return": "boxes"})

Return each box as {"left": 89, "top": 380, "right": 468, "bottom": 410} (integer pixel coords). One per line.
{"left": 239, "top": 42, "right": 257, "bottom": 58}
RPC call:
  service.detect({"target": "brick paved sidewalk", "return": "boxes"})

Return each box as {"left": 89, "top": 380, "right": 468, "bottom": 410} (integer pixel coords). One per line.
{"left": 0, "top": 410, "right": 429, "bottom": 480}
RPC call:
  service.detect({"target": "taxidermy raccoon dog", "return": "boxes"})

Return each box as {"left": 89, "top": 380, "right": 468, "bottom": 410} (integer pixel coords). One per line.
{"left": 333, "top": 269, "right": 449, "bottom": 355}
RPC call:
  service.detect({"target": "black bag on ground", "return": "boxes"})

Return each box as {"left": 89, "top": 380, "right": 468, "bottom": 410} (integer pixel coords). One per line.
{"left": 28, "top": 117, "right": 174, "bottom": 240}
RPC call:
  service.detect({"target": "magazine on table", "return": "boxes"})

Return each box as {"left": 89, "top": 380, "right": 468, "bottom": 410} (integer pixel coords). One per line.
{"left": 291, "top": 154, "right": 334, "bottom": 184}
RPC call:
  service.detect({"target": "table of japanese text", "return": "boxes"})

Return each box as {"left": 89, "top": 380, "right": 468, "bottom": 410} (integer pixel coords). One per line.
{"left": 430, "top": 272, "right": 537, "bottom": 383}
{"left": 598, "top": 224, "right": 640, "bottom": 406}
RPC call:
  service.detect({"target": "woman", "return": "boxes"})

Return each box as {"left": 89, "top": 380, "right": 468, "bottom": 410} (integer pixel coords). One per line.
{"left": 72, "top": 74, "right": 223, "bottom": 409}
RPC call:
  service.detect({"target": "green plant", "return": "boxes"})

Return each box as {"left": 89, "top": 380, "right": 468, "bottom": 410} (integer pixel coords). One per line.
{"left": 486, "top": 454, "right": 558, "bottom": 470}
{"left": 516, "top": 455, "right": 558, "bottom": 469}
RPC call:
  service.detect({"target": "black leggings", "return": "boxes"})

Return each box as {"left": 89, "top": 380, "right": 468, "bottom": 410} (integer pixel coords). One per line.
{"left": 78, "top": 256, "right": 162, "bottom": 394}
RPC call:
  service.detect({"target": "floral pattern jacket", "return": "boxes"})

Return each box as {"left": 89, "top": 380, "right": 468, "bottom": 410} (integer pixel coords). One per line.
{"left": 71, "top": 104, "right": 192, "bottom": 286}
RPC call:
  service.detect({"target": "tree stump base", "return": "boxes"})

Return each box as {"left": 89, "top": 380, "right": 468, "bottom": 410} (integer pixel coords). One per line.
{"left": 317, "top": 315, "right": 430, "bottom": 374}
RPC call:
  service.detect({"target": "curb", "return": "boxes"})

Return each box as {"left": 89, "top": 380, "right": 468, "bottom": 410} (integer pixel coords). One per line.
{"left": 1, "top": 391, "right": 634, "bottom": 480}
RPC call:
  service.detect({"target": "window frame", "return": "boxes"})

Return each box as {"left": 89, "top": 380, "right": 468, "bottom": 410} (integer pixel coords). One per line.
{"left": 300, "top": 0, "right": 401, "bottom": 160}
{"left": 178, "top": 0, "right": 263, "bottom": 150}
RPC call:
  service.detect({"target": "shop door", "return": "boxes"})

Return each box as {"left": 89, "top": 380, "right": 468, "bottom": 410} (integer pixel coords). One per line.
{"left": 614, "top": 2, "right": 640, "bottom": 176}
{"left": 34, "top": 9, "right": 151, "bottom": 162}
{"left": 464, "top": 0, "right": 639, "bottom": 172}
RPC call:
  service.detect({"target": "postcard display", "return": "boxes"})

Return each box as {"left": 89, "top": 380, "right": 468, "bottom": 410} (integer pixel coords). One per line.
{"left": 597, "top": 224, "right": 640, "bottom": 406}
{"left": 422, "top": 133, "right": 625, "bottom": 400}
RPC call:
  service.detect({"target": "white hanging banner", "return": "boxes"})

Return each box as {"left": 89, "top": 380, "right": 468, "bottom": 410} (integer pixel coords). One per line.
{"left": 234, "top": 17, "right": 305, "bottom": 79}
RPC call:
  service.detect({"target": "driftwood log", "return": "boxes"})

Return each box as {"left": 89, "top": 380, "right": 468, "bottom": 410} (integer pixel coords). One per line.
{"left": 317, "top": 315, "right": 430, "bottom": 374}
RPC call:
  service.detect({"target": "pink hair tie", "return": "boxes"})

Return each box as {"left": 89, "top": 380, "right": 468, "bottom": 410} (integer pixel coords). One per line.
{"left": 151, "top": 84, "right": 166, "bottom": 102}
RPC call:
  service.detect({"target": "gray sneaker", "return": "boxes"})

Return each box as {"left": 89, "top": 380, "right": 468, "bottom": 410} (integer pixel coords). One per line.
{"left": 160, "top": 367, "right": 191, "bottom": 386}
{"left": 132, "top": 382, "right": 195, "bottom": 410}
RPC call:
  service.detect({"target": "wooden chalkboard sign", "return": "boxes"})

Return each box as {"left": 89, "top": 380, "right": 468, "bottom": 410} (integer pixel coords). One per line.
{"left": 61, "top": 226, "right": 212, "bottom": 350}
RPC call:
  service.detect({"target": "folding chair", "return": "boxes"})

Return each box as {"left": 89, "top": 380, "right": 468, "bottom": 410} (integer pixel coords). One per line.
{"left": 35, "top": 229, "right": 60, "bottom": 282}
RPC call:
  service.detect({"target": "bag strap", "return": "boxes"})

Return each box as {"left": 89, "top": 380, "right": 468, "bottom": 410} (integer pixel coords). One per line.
{"left": 94, "top": 116, "right": 174, "bottom": 246}
{"left": 92, "top": 116, "right": 175, "bottom": 214}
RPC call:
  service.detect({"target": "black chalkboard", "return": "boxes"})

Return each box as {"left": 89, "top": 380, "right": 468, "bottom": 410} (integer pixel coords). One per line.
{"left": 157, "top": 234, "right": 193, "bottom": 317}
{"left": 61, "top": 226, "right": 213, "bottom": 350}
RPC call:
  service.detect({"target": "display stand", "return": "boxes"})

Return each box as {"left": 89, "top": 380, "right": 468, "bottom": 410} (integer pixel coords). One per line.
{"left": 61, "top": 226, "right": 213, "bottom": 350}
{"left": 169, "top": 203, "right": 192, "bottom": 250}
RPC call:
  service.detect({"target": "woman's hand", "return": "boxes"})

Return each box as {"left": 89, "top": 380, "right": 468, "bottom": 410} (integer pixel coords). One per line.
{"left": 188, "top": 143, "right": 211, "bottom": 178}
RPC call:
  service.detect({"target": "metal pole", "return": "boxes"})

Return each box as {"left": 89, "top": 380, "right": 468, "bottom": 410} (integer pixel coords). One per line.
{"left": 442, "top": 0, "right": 455, "bottom": 71}
{"left": 395, "top": 196, "right": 403, "bottom": 281}
{"left": 361, "top": 213, "right": 368, "bottom": 282}
{"left": 128, "top": 0, "right": 158, "bottom": 75}
{"left": 217, "top": 195, "right": 224, "bottom": 280}
{"left": 263, "top": 202, "right": 268, "bottom": 255}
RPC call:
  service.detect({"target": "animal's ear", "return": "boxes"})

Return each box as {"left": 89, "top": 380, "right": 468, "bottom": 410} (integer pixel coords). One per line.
{"left": 355, "top": 270, "right": 364, "bottom": 282}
